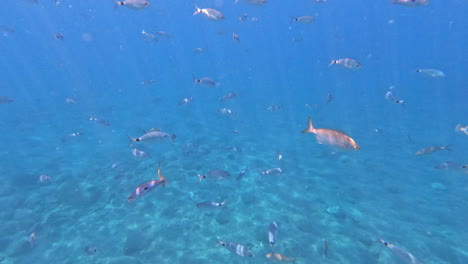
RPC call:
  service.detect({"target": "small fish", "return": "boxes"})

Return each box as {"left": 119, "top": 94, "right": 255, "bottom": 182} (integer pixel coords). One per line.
{"left": 393, "top": 0, "right": 429, "bottom": 7}
{"left": 198, "top": 170, "right": 230, "bottom": 182}
{"left": 385, "top": 91, "right": 405, "bottom": 104}
{"left": 455, "top": 124, "right": 468, "bottom": 136}
{"left": 236, "top": 168, "right": 248, "bottom": 181}
{"left": 327, "top": 93, "right": 333, "bottom": 103}
{"left": 216, "top": 240, "right": 255, "bottom": 257}
{"left": 329, "top": 58, "right": 361, "bottom": 69}
{"left": 416, "top": 145, "right": 451, "bottom": 155}
{"left": 302, "top": 116, "right": 360, "bottom": 150}
{"left": 193, "top": 6, "right": 224, "bottom": 21}
{"left": 155, "top": 31, "right": 171, "bottom": 39}
{"left": 127, "top": 163, "right": 167, "bottom": 202}
{"left": 54, "top": 33, "right": 64, "bottom": 40}
{"left": 0, "top": 96, "right": 13, "bottom": 104}
{"left": 268, "top": 222, "right": 279, "bottom": 247}
{"left": 65, "top": 97, "right": 77, "bottom": 104}
{"left": 131, "top": 148, "right": 150, "bottom": 158}
{"left": 267, "top": 105, "right": 281, "bottom": 112}
{"left": 115, "top": 0, "right": 150, "bottom": 10}
{"left": 39, "top": 175, "right": 52, "bottom": 183}
{"left": 239, "top": 13, "right": 248, "bottom": 21}
{"left": 265, "top": 253, "right": 296, "bottom": 262}
{"left": 219, "top": 92, "right": 237, "bottom": 101}
{"left": 277, "top": 150, "right": 283, "bottom": 163}
{"left": 89, "top": 117, "right": 110, "bottom": 126}
{"left": 29, "top": 232, "right": 36, "bottom": 248}
{"left": 416, "top": 69, "right": 445, "bottom": 78}
{"left": 0, "top": 25, "right": 15, "bottom": 37}
{"left": 260, "top": 168, "right": 284, "bottom": 175}
{"left": 178, "top": 97, "right": 193, "bottom": 106}
{"left": 196, "top": 200, "right": 226, "bottom": 209}
{"left": 292, "top": 16, "right": 315, "bottom": 24}
{"left": 61, "top": 132, "right": 81, "bottom": 143}
{"left": 193, "top": 48, "right": 206, "bottom": 53}
{"left": 379, "top": 237, "right": 425, "bottom": 264}
{"left": 128, "top": 131, "right": 176, "bottom": 143}
{"left": 193, "top": 76, "right": 217, "bottom": 87}
{"left": 142, "top": 29, "right": 158, "bottom": 42}
{"left": 85, "top": 246, "right": 97, "bottom": 255}
{"left": 232, "top": 32, "right": 240, "bottom": 42}
{"left": 434, "top": 162, "right": 467, "bottom": 172}
{"left": 141, "top": 79, "right": 156, "bottom": 85}
{"left": 218, "top": 108, "right": 235, "bottom": 115}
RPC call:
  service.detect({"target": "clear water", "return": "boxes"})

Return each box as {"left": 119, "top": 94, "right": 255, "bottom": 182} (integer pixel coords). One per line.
{"left": 0, "top": 0, "right": 467, "bottom": 263}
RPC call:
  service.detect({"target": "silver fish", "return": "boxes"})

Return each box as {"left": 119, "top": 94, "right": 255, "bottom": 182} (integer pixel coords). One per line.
{"left": 329, "top": 58, "right": 361, "bottom": 69}
{"left": 155, "top": 31, "right": 171, "bottom": 39}
{"left": 416, "top": 69, "right": 445, "bottom": 78}
{"left": 268, "top": 222, "right": 279, "bottom": 247}
{"left": 141, "top": 79, "right": 156, "bottom": 85}
{"left": 115, "top": 0, "right": 150, "bottom": 10}
{"left": 393, "top": 0, "right": 429, "bottom": 7}
{"left": 219, "top": 92, "right": 237, "bottom": 101}
{"left": 434, "top": 162, "right": 467, "bottom": 172}
{"left": 0, "top": 96, "right": 13, "bottom": 104}
{"left": 85, "top": 246, "right": 97, "bottom": 255}
{"left": 267, "top": 105, "right": 281, "bottom": 112}
{"left": 193, "top": 76, "right": 217, "bottom": 87}
{"left": 196, "top": 200, "right": 225, "bottom": 209}
{"left": 89, "top": 117, "right": 110, "bottom": 126}
{"left": 61, "top": 132, "right": 82, "bottom": 143}
{"left": 232, "top": 32, "right": 240, "bottom": 42}
{"left": 292, "top": 16, "right": 315, "bottom": 24}
{"left": 236, "top": 168, "right": 248, "bottom": 181}
{"left": 385, "top": 91, "right": 404, "bottom": 104}
{"left": 128, "top": 131, "right": 176, "bottom": 143}
{"left": 178, "top": 97, "right": 193, "bottom": 106}
{"left": 142, "top": 29, "right": 158, "bottom": 43}
{"left": 379, "top": 238, "right": 425, "bottom": 264}
{"left": 193, "top": 6, "right": 224, "bottom": 21}
{"left": 216, "top": 240, "right": 255, "bottom": 257}
{"left": 132, "top": 148, "right": 150, "bottom": 158}
{"left": 416, "top": 145, "right": 451, "bottom": 155}
{"left": 198, "top": 170, "right": 230, "bottom": 182}
{"left": 260, "top": 168, "right": 283, "bottom": 175}
{"left": 218, "top": 108, "right": 235, "bottom": 115}
{"left": 193, "top": 48, "right": 206, "bottom": 53}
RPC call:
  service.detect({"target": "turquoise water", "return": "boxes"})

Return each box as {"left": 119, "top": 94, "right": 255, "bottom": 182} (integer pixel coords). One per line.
{"left": 1, "top": 0, "right": 467, "bottom": 263}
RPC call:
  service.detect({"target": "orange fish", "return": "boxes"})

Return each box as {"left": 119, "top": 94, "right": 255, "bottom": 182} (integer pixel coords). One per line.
{"left": 302, "top": 116, "right": 359, "bottom": 150}
{"left": 266, "top": 253, "right": 296, "bottom": 263}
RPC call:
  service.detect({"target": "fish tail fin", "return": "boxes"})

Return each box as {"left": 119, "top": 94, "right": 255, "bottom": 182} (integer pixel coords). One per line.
{"left": 198, "top": 174, "right": 204, "bottom": 182}
{"left": 444, "top": 144, "right": 453, "bottom": 151}
{"left": 127, "top": 135, "right": 138, "bottom": 142}
{"left": 157, "top": 163, "right": 167, "bottom": 186}
{"left": 328, "top": 60, "right": 336, "bottom": 67}
{"left": 193, "top": 5, "right": 201, "bottom": 16}
{"left": 259, "top": 169, "right": 266, "bottom": 175}
{"left": 171, "top": 134, "right": 176, "bottom": 143}
{"left": 301, "top": 116, "right": 315, "bottom": 134}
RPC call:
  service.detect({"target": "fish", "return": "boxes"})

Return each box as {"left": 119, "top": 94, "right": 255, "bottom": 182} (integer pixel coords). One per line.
{"left": 65, "top": 97, "right": 77, "bottom": 104}
{"left": 155, "top": 31, "right": 171, "bottom": 39}
{"left": 329, "top": 58, "right": 361, "bottom": 69}
{"left": 216, "top": 240, "right": 255, "bottom": 257}
{"left": 85, "top": 246, "right": 97, "bottom": 255}
{"left": 193, "top": 48, "right": 206, "bottom": 53}
{"left": 268, "top": 222, "right": 279, "bottom": 247}
{"left": 115, "top": 0, "right": 150, "bottom": 10}
{"left": 0, "top": 25, "right": 15, "bottom": 37}
{"left": 54, "top": 33, "right": 64, "bottom": 40}
{"left": 236, "top": 168, "right": 248, "bottom": 181}
{"left": 302, "top": 116, "right": 360, "bottom": 150}
{"left": 127, "top": 163, "right": 167, "bottom": 202}
{"left": 193, "top": 76, "right": 217, "bottom": 87}
{"left": 416, "top": 69, "right": 445, "bottom": 78}
{"left": 393, "top": 0, "right": 429, "bottom": 7}
{"left": 232, "top": 32, "right": 240, "bottom": 42}
{"left": 385, "top": 91, "right": 404, "bottom": 104}
{"left": 327, "top": 93, "right": 333, "bottom": 103}
{"left": 61, "top": 132, "right": 82, "bottom": 143}
{"left": 196, "top": 200, "right": 226, "bottom": 209}
{"left": 89, "top": 117, "right": 110, "bottom": 126}
{"left": 128, "top": 131, "right": 176, "bottom": 143}
{"left": 39, "top": 175, "right": 51, "bottom": 183}
{"left": 29, "top": 232, "right": 36, "bottom": 248}
{"left": 141, "top": 79, "right": 156, "bottom": 85}
{"left": 292, "top": 16, "right": 315, "bottom": 24}
{"left": 260, "top": 168, "right": 283, "bottom": 176}
{"left": 239, "top": 14, "right": 248, "bottom": 21}
{"left": 265, "top": 253, "right": 296, "bottom": 262}
{"left": 219, "top": 92, "right": 237, "bottom": 101}
{"left": 455, "top": 124, "right": 468, "bottom": 135}
{"left": 416, "top": 145, "right": 451, "bottom": 155}
{"left": 178, "top": 97, "right": 193, "bottom": 106}
{"left": 131, "top": 148, "right": 150, "bottom": 158}
{"left": 267, "top": 105, "right": 281, "bottom": 112}
{"left": 379, "top": 237, "right": 425, "bottom": 264}
{"left": 277, "top": 150, "right": 283, "bottom": 164}
{"left": 193, "top": 6, "right": 224, "bottom": 21}
{"left": 434, "top": 162, "right": 468, "bottom": 172}
{"left": 142, "top": 29, "right": 158, "bottom": 43}
{"left": 0, "top": 96, "right": 13, "bottom": 104}
{"left": 218, "top": 108, "right": 235, "bottom": 115}
{"left": 198, "top": 170, "right": 230, "bottom": 182}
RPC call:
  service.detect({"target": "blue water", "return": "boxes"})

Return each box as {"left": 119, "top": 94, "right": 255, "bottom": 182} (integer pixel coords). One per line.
{"left": 1, "top": 0, "right": 467, "bottom": 263}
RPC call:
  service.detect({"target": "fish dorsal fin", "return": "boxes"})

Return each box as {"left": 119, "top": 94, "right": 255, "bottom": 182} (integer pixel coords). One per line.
{"left": 326, "top": 128, "right": 348, "bottom": 135}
